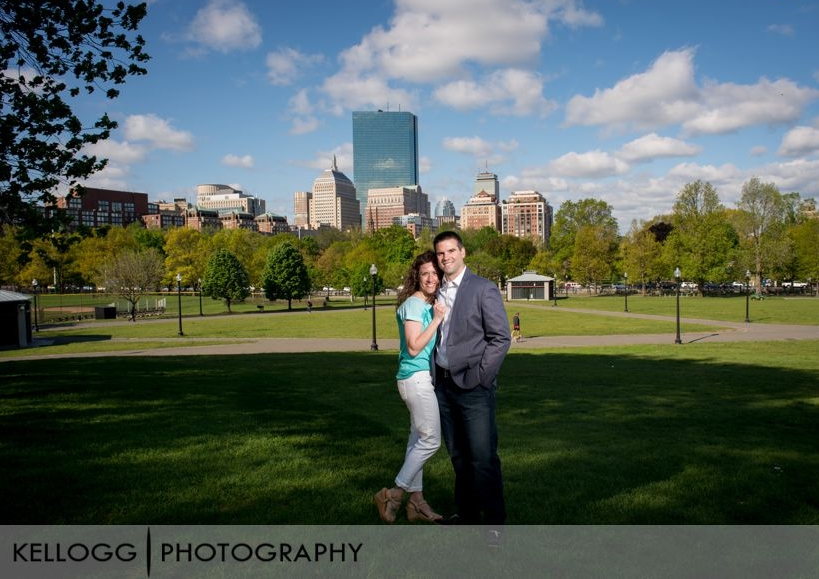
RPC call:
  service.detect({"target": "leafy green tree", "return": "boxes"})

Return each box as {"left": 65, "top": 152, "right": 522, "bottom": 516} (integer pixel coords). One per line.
{"left": 371, "top": 225, "right": 416, "bottom": 265}
{"left": 572, "top": 225, "right": 614, "bottom": 289}
{"left": 101, "top": 247, "right": 164, "bottom": 321}
{"left": 551, "top": 199, "right": 618, "bottom": 280}
{"left": 163, "top": 228, "right": 210, "bottom": 289}
{"left": 736, "top": 177, "right": 787, "bottom": 284}
{"left": 666, "top": 180, "right": 737, "bottom": 289}
{"left": 1, "top": 0, "right": 149, "bottom": 237}
{"left": 620, "top": 220, "right": 664, "bottom": 294}
{"left": 202, "top": 248, "right": 249, "bottom": 312}
{"left": 261, "top": 241, "right": 310, "bottom": 310}
{"left": 788, "top": 219, "right": 819, "bottom": 284}
{"left": 350, "top": 262, "right": 384, "bottom": 302}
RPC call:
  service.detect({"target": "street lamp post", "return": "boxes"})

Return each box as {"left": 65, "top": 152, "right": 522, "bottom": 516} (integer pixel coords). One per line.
{"left": 674, "top": 267, "right": 682, "bottom": 344}
{"left": 623, "top": 272, "right": 629, "bottom": 312}
{"left": 745, "top": 269, "right": 751, "bottom": 323}
{"left": 198, "top": 277, "right": 203, "bottom": 316}
{"left": 369, "top": 264, "right": 378, "bottom": 351}
{"left": 176, "top": 273, "right": 184, "bottom": 336}
{"left": 32, "top": 279, "right": 39, "bottom": 332}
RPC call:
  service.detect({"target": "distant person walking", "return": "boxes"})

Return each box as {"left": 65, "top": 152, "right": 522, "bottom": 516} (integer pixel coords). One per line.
{"left": 374, "top": 251, "right": 447, "bottom": 524}
{"left": 432, "top": 230, "right": 511, "bottom": 544}
{"left": 512, "top": 312, "right": 520, "bottom": 343}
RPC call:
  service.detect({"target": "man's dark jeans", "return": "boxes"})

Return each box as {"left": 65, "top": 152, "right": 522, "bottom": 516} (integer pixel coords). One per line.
{"left": 435, "top": 369, "right": 506, "bottom": 526}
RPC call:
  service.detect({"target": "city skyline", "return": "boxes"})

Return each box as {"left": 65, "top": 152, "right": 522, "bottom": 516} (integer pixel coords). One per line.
{"left": 71, "top": 0, "right": 819, "bottom": 232}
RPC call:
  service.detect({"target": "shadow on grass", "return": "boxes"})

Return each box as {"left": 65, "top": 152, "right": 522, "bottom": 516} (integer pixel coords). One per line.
{"left": 1, "top": 349, "right": 817, "bottom": 524}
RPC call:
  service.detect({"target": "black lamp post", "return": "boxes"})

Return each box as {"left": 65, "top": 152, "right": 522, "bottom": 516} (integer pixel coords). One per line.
{"left": 176, "top": 273, "right": 184, "bottom": 336}
{"left": 552, "top": 273, "right": 557, "bottom": 307}
{"left": 623, "top": 272, "right": 629, "bottom": 312}
{"left": 198, "top": 277, "right": 203, "bottom": 317}
{"left": 674, "top": 267, "right": 682, "bottom": 344}
{"left": 369, "top": 263, "right": 378, "bottom": 351}
{"left": 32, "top": 278, "right": 39, "bottom": 332}
{"left": 744, "top": 269, "right": 751, "bottom": 323}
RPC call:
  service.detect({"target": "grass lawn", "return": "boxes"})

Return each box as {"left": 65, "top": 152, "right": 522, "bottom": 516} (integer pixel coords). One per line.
{"left": 555, "top": 292, "right": 818, "bottom": 325}
{"left": 5, "top": 300, "right": 731, "bottom": 360}
{"left": 1, "top": 340, "right": 818, "bottom": 524}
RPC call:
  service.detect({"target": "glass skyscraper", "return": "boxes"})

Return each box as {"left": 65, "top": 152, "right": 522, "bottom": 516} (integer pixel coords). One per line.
{"left": 352, "top": 110, "right": 419, "bottom": 223}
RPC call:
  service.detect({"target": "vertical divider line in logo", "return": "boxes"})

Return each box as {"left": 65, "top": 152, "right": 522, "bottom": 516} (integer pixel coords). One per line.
{"left": 146, "top": 527, "right": 152, "bottom": 577}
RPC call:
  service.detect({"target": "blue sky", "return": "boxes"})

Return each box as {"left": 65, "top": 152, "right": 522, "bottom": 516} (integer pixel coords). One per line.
{"left": 78, "top": 0, "right": 819, "bottom": 231}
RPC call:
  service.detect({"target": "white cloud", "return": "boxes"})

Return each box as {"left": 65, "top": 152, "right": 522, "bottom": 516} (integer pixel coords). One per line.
{"left": 548, "top": 150, "right": 630, "bottom": 178}
{"left": 322, "top": 0, "right": 601, "bottom": 110}
{"left": 750, "top": 145, "right": 767, "bottom": 157}
{"left": 564, "top": 48, "right": 819, "bottom": 136}
{"left": 266, "top": 48, "right": 323, "bottom": 86}
{"left": 124, "top": 114, "right": 195, "bottom": 151}
{"left": 434, "top": 69, "right": 558, "bottom": 116}
{"left": 564, "top": 48, "right": 701, "bottom": 131}
{"left": 287, "top": 90, "right": 321, "bottom": 135}
{"left": 685, "top": 77, "right": 816, "bottom": 135}
{"left": 185, "top": 0, "right": 261, "bottom": 53}
{"left": 290, "top": 117, "right": 321, "bottom": 136}
{"left": 666, "top": 161, "right": 743, "bottom": 184}
{"left": 617, "top": 133, "right": 701, "bottom": 163}
{"left": 222, "top": 154, "right": 254, "bottom": 168}
{"left": 86, "top": 139, "right": 148, "bottom": 164}
{"left": 299, "top": 143, "right": 354, "bottom": 173}
{"left": 320, "top": 72, "right": 417, "bottom": 113}
{"left": 777, "top": 125, "right": 819, "bottom": 157}
{"left": 442, "top": 136, "right": 517, "bottom": 166}
{"left": 767, "top": 24, "right": 794, "bottom": 37}
{"left": 443, "top": 136, "right": 494, "bottom": 157}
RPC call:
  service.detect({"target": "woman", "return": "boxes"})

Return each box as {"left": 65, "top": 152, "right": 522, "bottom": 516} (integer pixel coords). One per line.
{"left": 374, "top": 250, "right": 447, "bottom": 524}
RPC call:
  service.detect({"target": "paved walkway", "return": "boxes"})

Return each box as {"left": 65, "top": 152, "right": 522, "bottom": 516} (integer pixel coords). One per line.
{"left": 4, "top": 305, "right": 817, "bottom": 361}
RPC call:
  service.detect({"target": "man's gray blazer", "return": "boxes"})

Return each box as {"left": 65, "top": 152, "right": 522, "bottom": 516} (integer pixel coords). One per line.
{"left": 434, "top": 267, "right": 511, "bottom": 390}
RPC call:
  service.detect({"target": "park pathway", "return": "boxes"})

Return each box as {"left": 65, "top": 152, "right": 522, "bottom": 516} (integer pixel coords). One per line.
{"left": 2, "top": 305, "right": 817, "bottom": 362}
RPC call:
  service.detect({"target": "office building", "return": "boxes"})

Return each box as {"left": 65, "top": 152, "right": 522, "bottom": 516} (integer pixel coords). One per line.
{"left": 501, "top": 190, "right": 552, "bottom": 247}
{"left": 352, "top": 110, "right": 419, "bottom": 224}
{"left": 293, "top": 191, "right": 312, "bottom": 228}
{"left": 57, "top": 187, "right": 150, "bottom": 229}
{"left": 310, "top": 156, "right": 360, "bottom": 231}
{"left": 364, "top": 185, "right": 429, "bottom": 233}
{"left": 196, "top": 184, "right": 266, "bottom": 217}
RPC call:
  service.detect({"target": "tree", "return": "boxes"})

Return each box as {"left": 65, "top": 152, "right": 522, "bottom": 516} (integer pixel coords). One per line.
{"left": 101, "top": 247, "right": 164, "bottom": 322}
{"left": 667, "top": 180, "right": 737, "bottom": 290}
{"left": 202, "top": 248, "right": 249, "bottom": 312}
{"left": 261, "top": 241, "right": 310, "bottom": 310}
{"left": 1, "top": 1, "right": 149, "bottom": 237}
{"left": 551, "top": 199, "right": 618, "bottom": 280}
{"left": 163, "top": 228, "right": 210, "bottom": 288}
{"left": 788, "top": 219, "right": 819, "bottom": 285}
{"left": 572, "top": 225, "right": 614, "bottom": 289}
{"left": 620, "top": 220, "right": 664, "bottom": 294}
{"left": 736, "top": 177, "right": 786, "bottom": 284}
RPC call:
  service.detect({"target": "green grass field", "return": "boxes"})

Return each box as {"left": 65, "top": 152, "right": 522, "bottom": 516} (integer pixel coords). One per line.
{"left": 2, "top": 294, "right": 818, "bottom": 524}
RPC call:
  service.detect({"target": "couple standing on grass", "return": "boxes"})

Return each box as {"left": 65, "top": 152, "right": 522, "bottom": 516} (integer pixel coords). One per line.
{"left": 374, "top": 230, "right": 511, "bottom": 540}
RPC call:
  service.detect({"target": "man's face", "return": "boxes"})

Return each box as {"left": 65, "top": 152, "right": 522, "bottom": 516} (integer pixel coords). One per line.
{"left": 435, "top": 237, "right": 466, "bottom": 279}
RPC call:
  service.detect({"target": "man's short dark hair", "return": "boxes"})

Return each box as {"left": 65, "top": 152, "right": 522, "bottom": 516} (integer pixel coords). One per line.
{"left": 433, "top": 230, "right": 463, "bottom": 248}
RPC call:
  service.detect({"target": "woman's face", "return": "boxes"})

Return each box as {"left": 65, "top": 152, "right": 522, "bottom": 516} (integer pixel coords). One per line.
{"left": 417, "top": 261, "right": 440, "bottom": 297}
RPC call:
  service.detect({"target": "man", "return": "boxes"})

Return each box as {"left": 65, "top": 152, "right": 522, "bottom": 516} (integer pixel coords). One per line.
{"left": 432, "top": 230, "right": 511, "bottom": 543}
